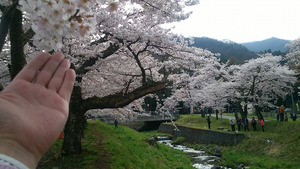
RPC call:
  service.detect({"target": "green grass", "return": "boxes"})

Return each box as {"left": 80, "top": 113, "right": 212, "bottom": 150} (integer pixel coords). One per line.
{"left": 171, "top": 114, "right": 300, "bottom": 169}
{"left": 174, "top": 114, "right": 233, "bottom": 131}
{"left": 38, "top": 120, "right": 194, "bottom": 169}
{"left": 97, "top": 120, "right": 193, "bottom": 169}
{"left": 37, "top": 122, "right": 102, "bottom": 169}
{"left": 221, "top": 112, "right": 279, "bottom": 120}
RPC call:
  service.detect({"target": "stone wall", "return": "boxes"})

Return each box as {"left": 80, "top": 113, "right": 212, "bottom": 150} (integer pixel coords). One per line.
{"left": 158, "top": 123, "right": 244, "bottom": 145}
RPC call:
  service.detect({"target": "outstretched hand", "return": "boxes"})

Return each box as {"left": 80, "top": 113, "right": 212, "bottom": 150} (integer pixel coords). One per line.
{"left": 0, "top": 53, "right": 75, "bottom": 169}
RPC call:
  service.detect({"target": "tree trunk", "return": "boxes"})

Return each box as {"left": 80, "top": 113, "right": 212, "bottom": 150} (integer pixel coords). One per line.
{"left": 9, "top": 9, "right": 26, "bottom": 80}
{"left": 61, "top": 82, "right": 166, "bottom": 155}
{"left": 254, "top": 105, "right": 263, "bottom": 120}
{"left": 243, "top": 104, "right": 248, "bottom": 118}
{"left": 62, "top": 86, "right": 86, "bottom": 155}
{"left": 236, "top": 101, "right": 248, "bottom": 119}
{"left": 0, "top": 3, "right": 17, "bottom": 53}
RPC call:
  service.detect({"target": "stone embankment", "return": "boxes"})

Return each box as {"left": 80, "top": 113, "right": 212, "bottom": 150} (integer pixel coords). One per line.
{"left": 158, "top": 123, "right": 244, "bottom": 145}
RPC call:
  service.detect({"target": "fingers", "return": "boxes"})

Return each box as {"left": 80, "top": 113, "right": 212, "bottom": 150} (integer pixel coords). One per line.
{"left": 58, "top": 69, "right": 76, "bottom": 102}
{"left": 34, "top": 53, "right": 64, "bottom": 86}
{"left": 15, "top": 53, "right": 51, "bottom": 82}
{"left": 47, "top": 59, "right": 70, "bottom": 91}
{"left": 15, "top": 52, "right": 76, "bottom": 101}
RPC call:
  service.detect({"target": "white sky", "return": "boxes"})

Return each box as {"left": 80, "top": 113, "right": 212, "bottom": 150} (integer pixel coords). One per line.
{"left": 170, "top": 0, "right": 300, "bottom": 43}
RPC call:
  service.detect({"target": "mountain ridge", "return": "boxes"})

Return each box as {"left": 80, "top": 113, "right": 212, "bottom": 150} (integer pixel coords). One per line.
{"left": 241, "top": 37, "right": 290, "bottom": 52}
{"left": 188, "top": 37, "right": 258, "bottom": 64}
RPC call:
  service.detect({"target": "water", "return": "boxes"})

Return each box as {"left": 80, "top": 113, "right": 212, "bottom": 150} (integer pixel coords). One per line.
{"left": 157, "top": 136, "right": 225, "bottom": 169}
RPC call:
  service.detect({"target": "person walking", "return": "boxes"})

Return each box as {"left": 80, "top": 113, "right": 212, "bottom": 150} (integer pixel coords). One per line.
{"left": 114, "top": 119, "right": 118, "bottom": 129}
{"left": 230, "top": 119, "right": 235, "bottom": 131}
{"left": 240, "top": 118, "right": 244, "bottom": 131}
{"left": 243, "top": 118, "right": 249, "bottom": 131}
{"left": 279, "top": 105, "right": 284, "bottom": 122}
{"left": 206, "top": 116, "right": 211, "bottom": 129}
{"left": 260, "top": 118, "right": 265, "bottom": 132}
{"left": 284, "top": 112, "right": 289, "bottom": 122}
{"left": 292, "top": 112, "right": 297, "bottom": 121}
{"left": 237, "top": 118, "right": 241, "bottom": 131}
{"left": 276, "top": 108, "right": 279, "bottom": 121}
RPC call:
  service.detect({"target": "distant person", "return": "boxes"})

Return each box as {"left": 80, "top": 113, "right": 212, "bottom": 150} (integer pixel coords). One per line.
{"left": 208, "top": 107, "right": 212, "bottom": 116}
{"left": 114, "top": 119, "right": 118, "bottom": 129}
{"left": 260, "top": 118, "right": 265, "bottom": 132}
{"left": 251, "top": 117, "right": 257, "bottom": 131}
{"left": 240, "top": 118, "right": 244, "bottom": 131}
{"left": 244, "top": 118, "right": 249, "bottom": 131}
{"left": 292, "top": 112, "right": 297, "bottom": 121}
{"left": 279, "top": 105, "right": 284, "bottom": 121}
{"left": 237, "top": 118, "right": 241, "bottom": 131}
{"left": 284, "top": 112, "right": 288, "bottom": 122}
{"left": 206, "top": 116, "right": 211, "bottom": 129}
{"left": 201, "top": 108, "right": 205, "bottom": 117}
{"left": 230, "top": 119, "right": 235, "bottom": 131}
{"left": 275, "top": 108, "right": 279, "bottom": 121}
{"left": 216, "top": 109, "right": 219, "bottom": 120}
{"left": 204, "top": 107, "right": 208, "bottom": 116}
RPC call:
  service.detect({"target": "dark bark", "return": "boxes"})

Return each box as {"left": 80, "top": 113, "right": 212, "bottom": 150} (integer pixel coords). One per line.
{"left": 236, "top": 101, "right": 247, "bottom": 119}
{"left": 243, "top": 104, "right": 248, "bottom": 118}
{"left": 62, "top": 86, "right": 86, "bottom": 155}
{"left": 82, "top": 82, "right": 166, "bottom": 111}
{"left": 9, "top": 9, "right": 26, "bottom": 80}
{"left": 126, "top": 39, "right": 148, "bottom": 84}
{"left": 254, "top": 105, "right": 263, "bottom": 120}
{"left": 76, "top": 43, "right": 120, "bottom": 75}
{"left": 0, "top": 2, "right": 17, "bottom": 53}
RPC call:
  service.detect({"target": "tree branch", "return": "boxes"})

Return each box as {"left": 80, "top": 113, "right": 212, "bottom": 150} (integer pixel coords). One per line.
{"left": 82, "top": 82, "right": 166, "bottom": 111}
{"left": 127, "top": 38, "right": 148, "bottom": 84}
{"left": 76, "top": 42, "right": 120, "bottom": 75}
{"left": 9, "top": 8, "right": 26, "bottom": 79}
{"left": 23, "top": 28, "right": 35, "bottom": 46}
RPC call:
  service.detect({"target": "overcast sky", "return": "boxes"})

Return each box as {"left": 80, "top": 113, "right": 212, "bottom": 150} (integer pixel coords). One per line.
{"left": 170, "top": 0, "right": 300, "bottom": 43}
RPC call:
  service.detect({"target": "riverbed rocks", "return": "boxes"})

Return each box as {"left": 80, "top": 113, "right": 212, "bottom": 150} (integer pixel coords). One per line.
{"left": 144, "top": 137, "right": 159, "bottom": 148}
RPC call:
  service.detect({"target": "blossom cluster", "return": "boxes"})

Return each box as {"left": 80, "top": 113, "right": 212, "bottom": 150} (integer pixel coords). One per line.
{"left": 18, "top": 0, "right": 117, "bottom": 51}
{"left": 286, "top": 38, "right": 300, "bottom": 66}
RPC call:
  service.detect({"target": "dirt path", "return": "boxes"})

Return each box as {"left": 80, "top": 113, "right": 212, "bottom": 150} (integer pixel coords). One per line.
{"left": 90, "top": 121, "right": 111, "bottom": 169}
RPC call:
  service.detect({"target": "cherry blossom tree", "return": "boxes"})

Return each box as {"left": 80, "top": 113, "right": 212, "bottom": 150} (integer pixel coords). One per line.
{"left": 1, "top": 0, "right": 204, "bottom": 154}
{"left": 286, "top": 38, "right": 300, "bottom": 66}
{"left": 221, "top": 54, "right": 296, "bottom": 119}
{"left": 286, "top": 38, "right": 300, "bottom": 89}
{"left": 163, "top": 55, "right": 228, "bottom": 113}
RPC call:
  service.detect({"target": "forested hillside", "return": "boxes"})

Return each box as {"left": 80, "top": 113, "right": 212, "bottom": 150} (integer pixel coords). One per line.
{"left": 242, "top": 37, "right": 290, "bottom": 52}
{"left": 189, "top": 37, "right": 258, "bottom": 64}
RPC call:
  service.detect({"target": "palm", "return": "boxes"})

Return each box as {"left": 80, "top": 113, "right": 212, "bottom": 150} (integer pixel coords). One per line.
{"left": 0, "top": 53, "right": 75, "bottom": 166}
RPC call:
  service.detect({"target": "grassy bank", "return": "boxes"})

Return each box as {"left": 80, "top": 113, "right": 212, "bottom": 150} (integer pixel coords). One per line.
{"left": 172, "top": 114, "right": 300, "bottom": 169}
{"left": 38, "top": 120, "right": 193, "bottom": 169}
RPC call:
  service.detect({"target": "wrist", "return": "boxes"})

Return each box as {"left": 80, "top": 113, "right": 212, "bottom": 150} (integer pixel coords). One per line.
{"left": 0, "top": 154, "right": 29, "bottom": 169}
{"left": 0, "top": 138, "right": 39, "bottom": 169}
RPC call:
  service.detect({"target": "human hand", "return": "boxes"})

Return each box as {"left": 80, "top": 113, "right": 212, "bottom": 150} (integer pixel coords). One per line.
{"left": 0, "top": 53, "right": 76, "bottom": 169}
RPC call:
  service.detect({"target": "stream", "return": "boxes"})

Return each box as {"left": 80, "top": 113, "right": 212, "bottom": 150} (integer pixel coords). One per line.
{"left": 157, "top": 136, "right": 227, "bottom": 169}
